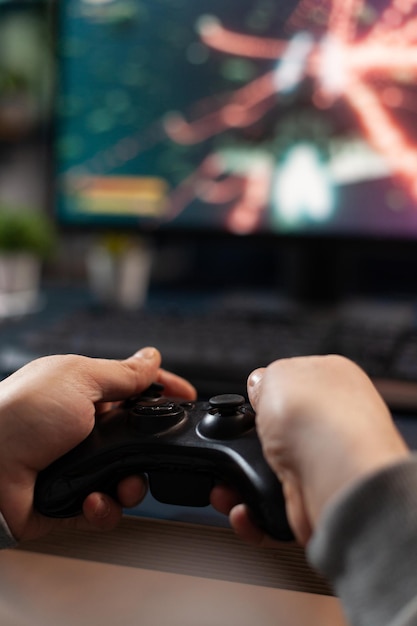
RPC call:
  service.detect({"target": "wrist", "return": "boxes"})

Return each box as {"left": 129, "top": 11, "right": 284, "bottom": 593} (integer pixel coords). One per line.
{"left": 308, "top": 446, "right": 411, "bottom": 528}
{"left": 307, "top": 454, "right": 417, "bottom": 626}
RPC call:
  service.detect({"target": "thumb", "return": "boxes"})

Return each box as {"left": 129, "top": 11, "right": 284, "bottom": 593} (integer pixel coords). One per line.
{"left": 247, "top": 367, "right": 265, "bottom": 410}
{"left": 87, "top": 346, "right": 162, "bottom": 403}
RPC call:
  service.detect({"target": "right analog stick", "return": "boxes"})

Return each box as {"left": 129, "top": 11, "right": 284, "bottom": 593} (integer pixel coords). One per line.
{"left": 198, "top": 393, "right": 255, "bottom": 439}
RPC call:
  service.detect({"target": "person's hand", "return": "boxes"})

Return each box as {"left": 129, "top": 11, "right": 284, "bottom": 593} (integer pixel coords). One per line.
{"left": 0, "top": 347, "right": 196, "bottom": 542}
{"left": 211, "top": 355, "right": 410, "bottom": 546}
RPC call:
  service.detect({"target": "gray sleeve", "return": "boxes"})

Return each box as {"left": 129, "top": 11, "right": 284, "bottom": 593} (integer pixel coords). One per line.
{"left": 307, "top": 455, "right": 417, "bottom": 626}
{"left": 0, "top": 511, "right": 17, "bottom": 549}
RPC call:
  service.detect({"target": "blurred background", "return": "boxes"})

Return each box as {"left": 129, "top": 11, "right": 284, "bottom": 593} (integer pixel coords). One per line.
{"left": 2, "top": 0, "right": 417, "bottom": 304}
{"left": 0, "top": 0, "right": 412, "bottom": 298}
{"left": 2, "top": 0, "right": 417, "bottom": 405}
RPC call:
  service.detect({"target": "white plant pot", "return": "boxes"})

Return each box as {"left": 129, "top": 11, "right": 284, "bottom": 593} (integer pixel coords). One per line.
{"left": 86, "top": 241, "right": 153, "bottom": 309}
{"left": 0, "top": 252, "right": 42, "bottom": 316}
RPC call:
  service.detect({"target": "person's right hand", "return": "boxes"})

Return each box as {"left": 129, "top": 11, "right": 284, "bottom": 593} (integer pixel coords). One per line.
{"left": 211, "top": 355, "right": 410, "bottom": 546}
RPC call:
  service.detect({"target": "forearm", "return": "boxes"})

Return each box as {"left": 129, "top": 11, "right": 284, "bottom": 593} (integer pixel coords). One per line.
{"left": 0, "top": 511, "right": 17, "bottom": 550}
{"left": 307, "top": 455, "right": 417, "bottom": 626}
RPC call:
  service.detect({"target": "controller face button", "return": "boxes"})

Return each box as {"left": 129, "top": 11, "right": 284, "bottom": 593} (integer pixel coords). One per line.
{"left": 130, "top": 401, "right": 186, "bottom": 433}
{"left": 198, "top": 394, "right": 255, "bottom": 439}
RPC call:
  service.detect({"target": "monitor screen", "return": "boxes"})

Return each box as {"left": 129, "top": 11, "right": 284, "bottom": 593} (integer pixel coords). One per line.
{"left": 55, "top": 0, "right": 417, "bottom": 240}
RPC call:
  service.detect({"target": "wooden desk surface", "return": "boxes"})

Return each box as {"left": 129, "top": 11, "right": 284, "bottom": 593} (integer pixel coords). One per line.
{"left": 0, "top": 517, "right": 348, "bottom": 626}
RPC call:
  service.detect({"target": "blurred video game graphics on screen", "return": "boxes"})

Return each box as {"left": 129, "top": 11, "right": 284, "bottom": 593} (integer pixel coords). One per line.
{"left": 56, "top": 0, "right": 417, "bottom": 239}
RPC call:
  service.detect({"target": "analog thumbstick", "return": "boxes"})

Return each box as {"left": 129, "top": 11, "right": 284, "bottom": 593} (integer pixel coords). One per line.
{"left": 198, "top": 394, "right": 255, "bottom": 439}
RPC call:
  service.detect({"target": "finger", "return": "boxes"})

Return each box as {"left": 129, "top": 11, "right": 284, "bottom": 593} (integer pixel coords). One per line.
{"left": 210, "top": 484, "right": 243, "bottom": 515}
{"left": 84, "top": 347, "right": 162, "bottom": 403}
{"left": 283, "top": 477, "right": 313, "bottom": 546}
{"left": 43, "top": 496, "right": 121, "bottom": 536}
{"left": 81, "top": 492, "right": 124, "bottom": 531}
{"left": 117, "top": 475, "right": 148, "bottom": 508}
{"left": 156, "top": 368, "right": 197, "bottom": 400}
{"left": 229, "top": 503, "right": 280, "bottom": 548}
{"left": 247, "top": 368, "right": 266, "bottom": 409}
{"left": 95, "top": 401, "right": 115, "bottom": 414}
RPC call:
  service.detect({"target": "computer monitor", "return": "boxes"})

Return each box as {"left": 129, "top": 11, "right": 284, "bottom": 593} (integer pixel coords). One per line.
{"left": 55, "top": 0, "right": 417, "bottom": 240}
{"left": 53, "top": 0, "right": 417, "bottom": 305}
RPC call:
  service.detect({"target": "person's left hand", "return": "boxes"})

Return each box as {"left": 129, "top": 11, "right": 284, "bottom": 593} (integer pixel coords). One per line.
{"left": 0, "top": 347, "right": 196, "bottom": 542}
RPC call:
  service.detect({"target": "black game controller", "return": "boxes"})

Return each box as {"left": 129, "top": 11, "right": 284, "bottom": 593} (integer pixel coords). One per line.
{"left": 34, "top": 383, "right": 293, "bottom": 541}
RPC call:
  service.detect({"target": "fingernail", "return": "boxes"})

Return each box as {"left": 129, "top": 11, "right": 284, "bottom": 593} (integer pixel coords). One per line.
{"left": 134, "top": 347, "right": 158, "bottom": 360}
{"left": 94, "top": 496, "right": 110, "bottom": 519}
{"left": 248, "top": 368, "right": 264, "bottom": 387}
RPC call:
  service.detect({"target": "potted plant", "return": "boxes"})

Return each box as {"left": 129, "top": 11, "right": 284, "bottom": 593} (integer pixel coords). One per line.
{"left": 0, "top": 206, "right": 56, "bottom": 315}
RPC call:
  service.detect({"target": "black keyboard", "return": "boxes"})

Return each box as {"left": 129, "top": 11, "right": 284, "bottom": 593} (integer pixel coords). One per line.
{"left": 19, "top": 299, "right": 417, "bottom": 406}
